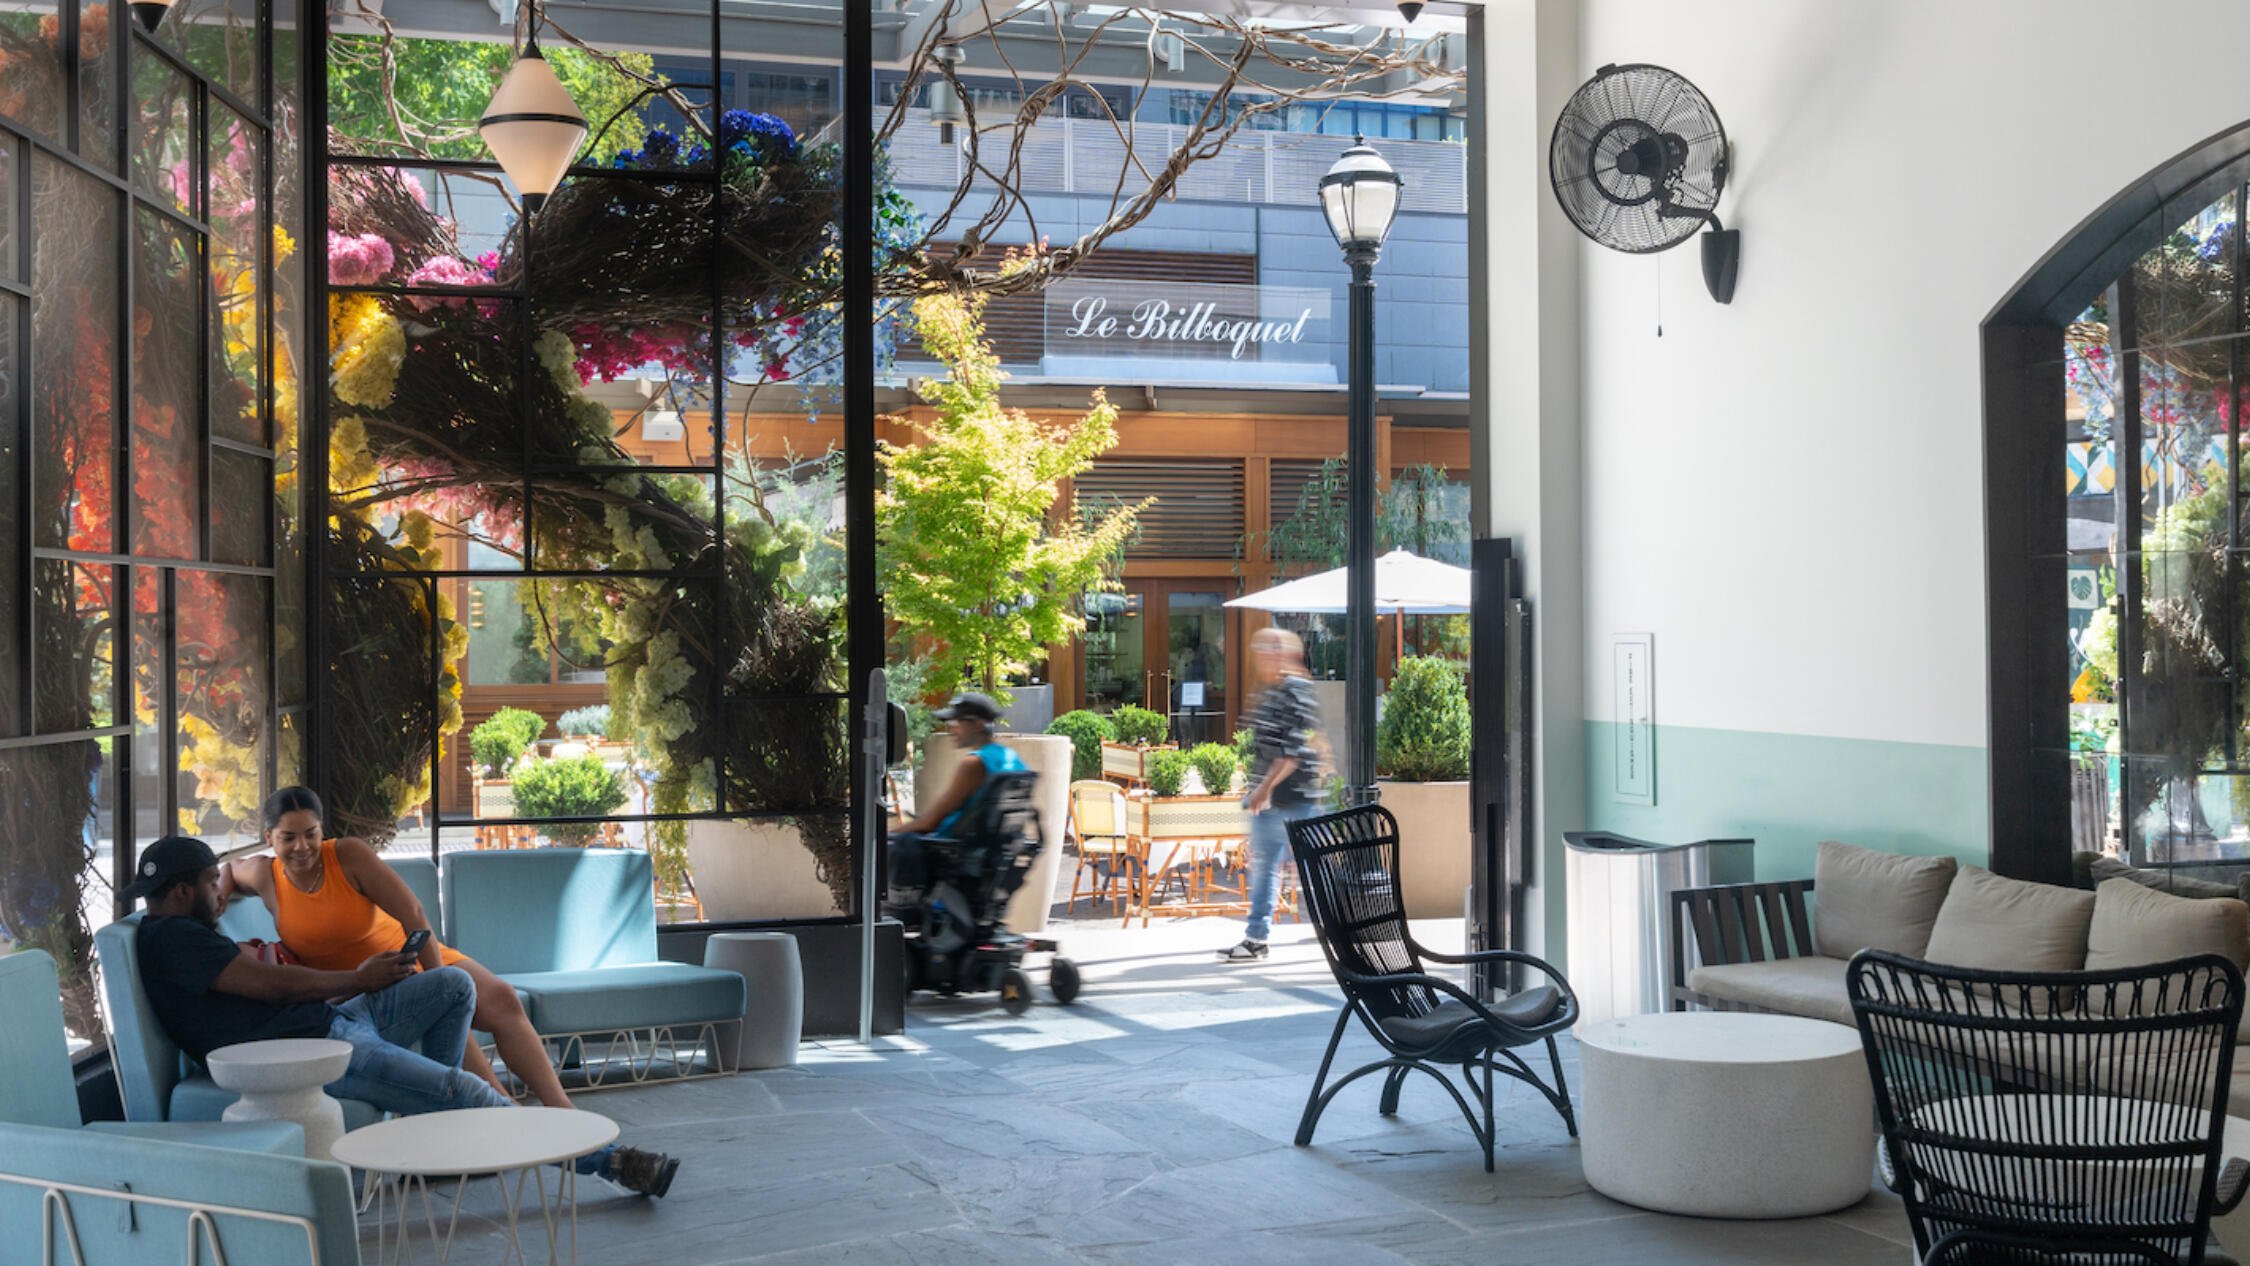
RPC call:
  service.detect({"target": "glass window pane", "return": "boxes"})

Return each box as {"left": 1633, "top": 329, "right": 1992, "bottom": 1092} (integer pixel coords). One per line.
{"left": 0, "top": 738, "right": 111, "bottom": 1050}
{"left": 0, "top": 1, "right": 65, "bottom": 138}
{"left": 175, "top": 570, "right": 268, "bottom": 847}
{"left": 132, "top": 568, "right": 166, "bottom": 835}
{"left": 34, "top": 561, "right": 113, "bottom": 734}
{"left": 170, "top": 0, "right": 260, "bottom": 103}
{"left": 0, "top": 297, "right": 19, "bottom": 738}
{"left": 132, "top": 55, "right": 196, "bottom": 215}
{"left": 210, "top": 449, "right": 267, "bottom": 566}
{"left": 209, "top": 101, "right": 265, "bottom": 445}
{"left": 133, "top": 208, "right": 200, "bottom": 558}
{"left": 0, "top": 137, "right": 17, "bottom": 281}
{"left": 31, "top": 155, "right": 119, "bottom": 554}
{"left": 79, "top": 0, "right": 117, "bottom": 171}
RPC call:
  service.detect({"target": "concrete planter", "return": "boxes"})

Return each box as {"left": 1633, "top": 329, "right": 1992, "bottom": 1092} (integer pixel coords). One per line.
{"left": 1101, "top": 741, "right": 1178, "bottom": 785}
{"left": 918, "top": 731, "right": 1073, "bottom": 933}
{"left": 1379, "top": 778, "right": 1471, "bottom": 919}
{"left": 1002, "top": 684, "right": 1055, "bottom": 734}
{"left": 684, "top": 819, "right": 846, "bottom": 922}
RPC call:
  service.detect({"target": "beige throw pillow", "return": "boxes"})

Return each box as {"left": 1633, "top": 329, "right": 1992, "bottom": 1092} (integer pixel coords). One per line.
{"left": 1922, "top": 866, "right": 2095, "bottom": 972}
{"left": 1811, "top": 840, "right": 1958, "bottom": 960}
{"left": 2084, "top": 878, "right": 2250, "bottom": 973}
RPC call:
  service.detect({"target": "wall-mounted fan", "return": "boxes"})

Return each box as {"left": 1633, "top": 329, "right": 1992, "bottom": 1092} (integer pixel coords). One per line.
{"left": 1549, "top": 63, "right": 1737, "bottom": 304}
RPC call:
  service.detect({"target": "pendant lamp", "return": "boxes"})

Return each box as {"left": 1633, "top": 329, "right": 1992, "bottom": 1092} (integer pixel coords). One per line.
{"left": 129, "top": 0, "right": 171, "bottom": 31}
{"left": 927, "top": 43, "right": 968, "bottom": 146}
{"left": 479, "top": 11, "right": 587, "bottom": 218}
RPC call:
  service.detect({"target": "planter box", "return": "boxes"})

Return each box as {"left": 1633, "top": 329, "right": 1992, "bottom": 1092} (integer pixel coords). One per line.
{"left": 1131, "top": 794, "right": 1252, "bottom": 843}
{"left": 685, "top": 819, "right": 847, "bottom": 922}
{"left": 1101, "top": 741, "right": 1178, "bottom": 786}
{"left": 1379, "top": 778, "right": 1470, "bottom": 920}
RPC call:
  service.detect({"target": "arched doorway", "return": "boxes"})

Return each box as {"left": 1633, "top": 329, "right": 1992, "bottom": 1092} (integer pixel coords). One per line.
{"left": 1987, "top": 121, "right": 2250, "bottom": 886}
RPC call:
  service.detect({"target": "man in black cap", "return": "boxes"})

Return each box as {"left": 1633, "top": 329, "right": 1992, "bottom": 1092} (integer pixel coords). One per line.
{"left": 886, "top": 693, "right": 1030, "bottom": 903}
{"left": 128, "top": 835, "right": 681, "bottom": 1197}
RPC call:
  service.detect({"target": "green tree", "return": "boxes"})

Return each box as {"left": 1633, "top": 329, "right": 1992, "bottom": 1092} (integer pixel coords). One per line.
{"left": 1377, "top": 656, "right": 1472, "bottom": 782}
{"left": 327, "top": 33, "right": 654, "bottom": 165}
{"left": 879, "top": 291, "right": 1146, "bottom": 703}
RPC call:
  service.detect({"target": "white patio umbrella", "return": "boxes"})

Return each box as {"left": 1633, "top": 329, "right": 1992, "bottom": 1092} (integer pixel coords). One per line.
{"left": 1225, "top": 548, "right": 1471, "bottom": 615}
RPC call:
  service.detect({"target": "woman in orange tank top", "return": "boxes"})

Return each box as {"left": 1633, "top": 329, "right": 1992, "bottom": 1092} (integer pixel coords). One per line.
{"left": 219, "top": 786, "right": 575, "bottom": 1109}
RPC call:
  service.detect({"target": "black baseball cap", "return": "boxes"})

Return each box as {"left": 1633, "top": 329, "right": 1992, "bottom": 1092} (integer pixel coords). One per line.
{"left": 120, "top": 835, "right": 220, "bottom": 902}
{"left": 933, "top": 693, "right": 1003, "bottom": 723}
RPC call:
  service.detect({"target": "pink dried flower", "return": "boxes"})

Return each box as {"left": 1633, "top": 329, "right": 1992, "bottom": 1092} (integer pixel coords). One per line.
{"left": 328, "top": 232, "right": 396, "bottom": 286}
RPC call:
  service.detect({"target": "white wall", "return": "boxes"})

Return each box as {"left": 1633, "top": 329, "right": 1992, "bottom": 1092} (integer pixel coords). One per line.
{"left": 1573, "top": 0, "right": 2250, "bottom": 747}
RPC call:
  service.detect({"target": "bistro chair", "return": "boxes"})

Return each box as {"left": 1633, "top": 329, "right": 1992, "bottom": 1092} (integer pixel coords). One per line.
{"left": 1285, "top": 804, "right": 1579, "bottom": 1171}
{"left": 1067, "top": 779, "right": 1140, "bottom": 915}
{"left": 1848, "top": 950, "right": 2250, "bottom": 1264}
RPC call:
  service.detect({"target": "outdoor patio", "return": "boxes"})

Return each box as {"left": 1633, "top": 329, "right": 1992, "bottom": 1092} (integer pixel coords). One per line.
{"left": 400, "top": 917, "right": 1910, "bottom": 1265}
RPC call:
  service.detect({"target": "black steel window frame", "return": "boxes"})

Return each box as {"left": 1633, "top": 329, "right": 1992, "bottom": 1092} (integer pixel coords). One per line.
{"left": 1985, "top": 123, "right": 2250, "bottom": 884}
{"left": 305, "top": 0, "right": 882, "bottom": 931}
{"left": 1, "top": 0, "right": 302, "bottom": 1067}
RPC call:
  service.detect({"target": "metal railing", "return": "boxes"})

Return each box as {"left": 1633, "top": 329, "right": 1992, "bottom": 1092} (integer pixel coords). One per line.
{"left": 886, "top": 109, "right": 1469, "bottom": 214}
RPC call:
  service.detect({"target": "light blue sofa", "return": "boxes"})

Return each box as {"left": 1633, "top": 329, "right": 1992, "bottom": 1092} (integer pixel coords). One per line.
{"left": 441, "top": 848, "right": 745, "bottom": 1084}
{"left": 94, "top": 856, "right": 442, "bottom": 1130}
{"left": 0, "top": 949, "right": 301, "bottom": 1155}
{"left": 0, "top": 1121, "right": 360, "bottom": 1265}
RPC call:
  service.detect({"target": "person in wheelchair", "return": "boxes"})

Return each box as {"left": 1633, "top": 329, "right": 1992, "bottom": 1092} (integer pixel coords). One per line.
{"left": 887, "top": 692, "right": 1029, "bottom": 907}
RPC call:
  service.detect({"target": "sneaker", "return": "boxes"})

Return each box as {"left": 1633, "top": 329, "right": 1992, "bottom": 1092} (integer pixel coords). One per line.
{"left": 605, "top": 1144, "right": 681, "bottom": 1199}
{"left": 1216, "top": 939, "right": 1269, "bottom": 962}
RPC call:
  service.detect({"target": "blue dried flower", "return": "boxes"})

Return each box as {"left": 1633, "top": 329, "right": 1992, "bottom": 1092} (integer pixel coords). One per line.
{"left": 719, "top": 109, "right": 798, "bottom": 161}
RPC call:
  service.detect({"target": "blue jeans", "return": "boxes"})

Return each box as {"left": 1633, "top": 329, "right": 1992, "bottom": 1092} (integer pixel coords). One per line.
{"left": 324, "top": 966, "right": 512, "bottom": 1115}
{"left": 323, "top": 967, "right": 617, "bottom": 1177}
{"left": 1245, "top": 802, "right": 1320, "bottom": 942}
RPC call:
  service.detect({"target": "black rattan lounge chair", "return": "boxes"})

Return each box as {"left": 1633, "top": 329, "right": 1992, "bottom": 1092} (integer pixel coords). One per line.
{"left": 1848, "top": 949, "right": 2250, "bottom": 1265}
{"left": 1285, "top": 804, "right": 1578, "bottom": 1171}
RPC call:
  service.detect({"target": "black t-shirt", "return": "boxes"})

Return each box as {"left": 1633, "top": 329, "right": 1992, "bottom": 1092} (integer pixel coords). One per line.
{"left": 1247, "top": 675, "right": 1327, "bottom": 808}
{"left": 135, "top": 915, "right": 336, "bottom": 1062}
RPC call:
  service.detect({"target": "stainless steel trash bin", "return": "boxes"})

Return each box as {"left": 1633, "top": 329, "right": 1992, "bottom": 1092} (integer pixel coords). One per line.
{"left": 1563, "top": 832, "right": 1752, "bottom": 1026}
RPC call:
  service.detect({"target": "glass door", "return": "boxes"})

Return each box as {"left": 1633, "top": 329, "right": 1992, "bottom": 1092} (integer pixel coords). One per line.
{"left": 1079, "top": 587, "right": 1150, "bottom": 717}
{"left": 1157, "top": 587, "right": 1228, "bottom": 746}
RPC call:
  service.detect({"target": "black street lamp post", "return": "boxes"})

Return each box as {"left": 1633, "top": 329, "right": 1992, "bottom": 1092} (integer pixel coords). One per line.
{"left": 1319, "top": 136, "right": 1403, "bottom": 807}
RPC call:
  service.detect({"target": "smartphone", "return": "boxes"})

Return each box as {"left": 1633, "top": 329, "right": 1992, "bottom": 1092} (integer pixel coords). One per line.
{"left": 398, "top": 928, "right": 432, "bottom": 958}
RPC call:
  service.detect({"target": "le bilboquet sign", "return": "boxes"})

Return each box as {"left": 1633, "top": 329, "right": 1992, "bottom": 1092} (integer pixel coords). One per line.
{"left": 1044, "top": 278, "right": 1331, "bottom": 364}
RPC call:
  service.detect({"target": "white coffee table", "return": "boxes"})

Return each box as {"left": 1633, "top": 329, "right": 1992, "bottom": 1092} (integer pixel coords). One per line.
{"left": 331, "top": 1106, "right": 618, "bottom": 1266}
{"left": 205, "top": 1038, "right": 353, "bottom": 1161}
{"left": 1576, "top": 1010, "right": 1875, "bottom": 1218}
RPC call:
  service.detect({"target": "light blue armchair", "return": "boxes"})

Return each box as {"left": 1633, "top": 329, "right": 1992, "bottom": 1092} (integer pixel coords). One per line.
{"left": 0, "top": 949, "right": 301, "bottom": 1154}
{"left": 0, "top": 1121, "right": 359, "bottom": 1266}
{"left": 442, "top": 848, "right": 746, "bottom": 1087}
{"left": 93, "top": 856, "right": 438, "bottom": 1130}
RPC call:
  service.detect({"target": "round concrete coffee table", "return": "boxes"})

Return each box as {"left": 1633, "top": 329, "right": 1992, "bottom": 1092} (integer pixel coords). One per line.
{"left": 1576, "top": 1011, "right": 1874, "bottom": 1218}
{"left": 332, "top": 1106, "right": 618, "bottom": 1266}
{"left": 205, "top": 1038, "right": 353, "bottom": 1161}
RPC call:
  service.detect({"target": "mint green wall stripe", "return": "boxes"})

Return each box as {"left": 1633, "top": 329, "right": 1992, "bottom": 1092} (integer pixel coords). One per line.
{"left": 1577, "top": 722, "right": 1990, "bottom": 882}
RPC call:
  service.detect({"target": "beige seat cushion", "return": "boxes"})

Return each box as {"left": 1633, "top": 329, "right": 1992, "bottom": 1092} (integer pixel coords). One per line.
{"left": 1685, "top": 955, "right": 1855, "bottom": 1027}
{"left": 1812, "top": 841, "right": 1958, "bottom": 960}
{"left": 1924, "top": 866, "right": 2096, "bottom": 973}
{"left": 2085, "top": 878, "right": 2250, "bottom": 973}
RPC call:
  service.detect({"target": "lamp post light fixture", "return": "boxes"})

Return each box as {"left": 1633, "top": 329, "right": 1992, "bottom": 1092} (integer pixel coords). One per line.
{"left": 1318, "top": 135, "right": 1403, "bottom": 806}
{"left": 479, "top": 7, "right": 588, "bottom": 219}
{"left": 927, "top": 43, "right": 969, "bottom": 145}
{"left": 129, "top": 0, "right": 171, "bottom": 32}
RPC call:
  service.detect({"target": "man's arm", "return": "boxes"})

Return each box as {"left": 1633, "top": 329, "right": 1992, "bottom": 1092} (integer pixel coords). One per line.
{"left": 212, "top": 946, "right": 412, "bottom": 1004}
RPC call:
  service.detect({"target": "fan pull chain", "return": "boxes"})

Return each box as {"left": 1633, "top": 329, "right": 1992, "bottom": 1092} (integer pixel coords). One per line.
{"left": 1655, "top": 255, "right": 1664, "bottom": 337}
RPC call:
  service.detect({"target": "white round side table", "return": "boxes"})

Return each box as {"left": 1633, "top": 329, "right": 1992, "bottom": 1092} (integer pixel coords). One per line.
{"left": 1576, "top": 1010, "right": 1875, "bottom": 1218}
{"left": 332, "top": 1106, "right": 618, "bottom": 1266}
{"left": 703, "top": 931, "right": 802, "bottom": 1070}
{"left": 205, "top": 1038, "right": 353, "bottom": 1161}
